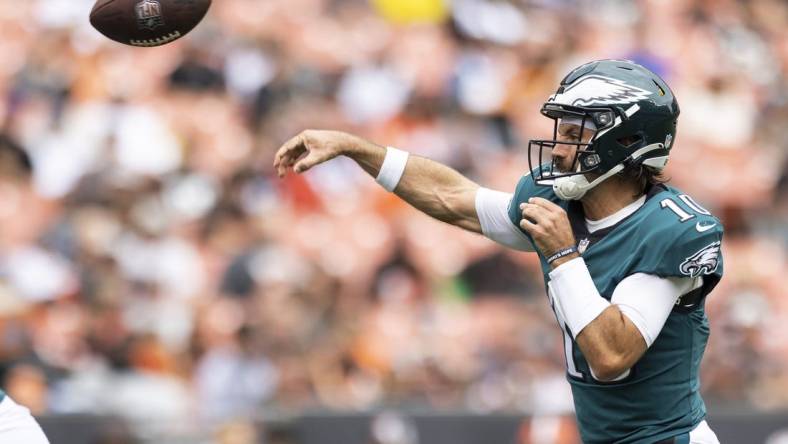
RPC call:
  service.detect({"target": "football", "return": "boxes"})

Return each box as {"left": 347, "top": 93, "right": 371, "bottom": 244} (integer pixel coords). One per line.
{"left": 90, "top": 0, "right": 212, "bottom": 47}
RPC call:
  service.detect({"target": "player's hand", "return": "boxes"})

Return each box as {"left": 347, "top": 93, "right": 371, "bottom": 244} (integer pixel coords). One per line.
{"left": 519, "top": 197, "right": 578, "bottom": 265}
{"left": 274, "top": 130, "right": 354, "bottom": 178}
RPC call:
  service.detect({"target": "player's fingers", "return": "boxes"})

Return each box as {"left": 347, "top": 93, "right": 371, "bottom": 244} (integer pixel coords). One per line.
{"left": 274, "top": 134, "right": 301, "bottom": 165}
{"left": 520, "top": 203, "right": 551, "bottom": 227}
{"left": 293, "top": 150, "right": 333, "bottom": 174}
{"left": 519, "top": 216, "right": 543, "bottom": 236}
{"left": 274, "top": 135, "right": 307, "bottom": 177}
{"left": 528, "top": 197, "right": 563, "bottom": 213}
{"left": 528, "top": 198, "right": 567, "bottom": 226}
{"left": 279, "top": 147, "right": 305, "bottom": 169}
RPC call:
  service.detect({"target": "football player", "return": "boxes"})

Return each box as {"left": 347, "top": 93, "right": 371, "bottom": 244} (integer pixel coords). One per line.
{"left": 274, "top": 59, "right": 723, "bottom": 444}
{"left": 0, "top": 135, "right": 51, "bottom": 444}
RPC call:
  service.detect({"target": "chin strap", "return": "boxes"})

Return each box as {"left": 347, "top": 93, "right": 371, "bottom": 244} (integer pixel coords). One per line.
{"left": 551, "top": 143, "right": 667, "bottom": 201}
{"left": 553, "top": 164, "right": 624, "bottom": 200}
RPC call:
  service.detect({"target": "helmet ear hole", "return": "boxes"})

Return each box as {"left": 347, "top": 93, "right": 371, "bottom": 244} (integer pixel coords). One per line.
{"left": 617, "top": 135, "right": 643, "bottom": 148}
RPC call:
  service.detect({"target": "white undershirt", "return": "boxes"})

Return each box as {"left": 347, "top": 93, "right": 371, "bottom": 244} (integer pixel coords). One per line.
{"left": 475, "top": 188, "right": 699, "bottom": 347}
{"left": 585, "top": 195, "right": 646, "bottom": 233}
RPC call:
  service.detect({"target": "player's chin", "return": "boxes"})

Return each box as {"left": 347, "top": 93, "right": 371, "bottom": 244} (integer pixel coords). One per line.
{"left": 551, "top": 160, "right": 573, "bottom": 174}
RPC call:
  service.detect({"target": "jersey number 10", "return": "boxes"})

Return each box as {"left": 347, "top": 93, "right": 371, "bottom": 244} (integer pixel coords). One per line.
{"left": 660, "top": 195, "right": 711, "bottom": 222}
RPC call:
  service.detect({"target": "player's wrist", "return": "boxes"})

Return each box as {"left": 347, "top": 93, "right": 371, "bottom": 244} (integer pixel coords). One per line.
{"left": 550, "top": 252, "right": 581, "bottom": 269}
{"left": 344, "top": 134, "right": 379, "bottom": 157}
{"left": 343, "top": 136, "right": 390, "bottom": 177}
{"left": 547, "top": 245, "right": 580, "bottom": 269}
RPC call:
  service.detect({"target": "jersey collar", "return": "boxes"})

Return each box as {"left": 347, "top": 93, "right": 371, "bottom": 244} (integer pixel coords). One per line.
{"left": 585, "top": 195, "right": 647, "bottom": 233}
{"left": 568, "top": 183, "right": 666, "bottom": 246}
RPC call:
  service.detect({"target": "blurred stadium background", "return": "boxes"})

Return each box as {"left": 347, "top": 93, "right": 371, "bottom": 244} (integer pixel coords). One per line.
{"left": 0, "top": 0, "right": 786, "bottom": 443}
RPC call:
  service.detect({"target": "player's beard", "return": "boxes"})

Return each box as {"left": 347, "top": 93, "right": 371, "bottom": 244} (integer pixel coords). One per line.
{"left": 552, "top": 154, "right": 577, "bottom": 174}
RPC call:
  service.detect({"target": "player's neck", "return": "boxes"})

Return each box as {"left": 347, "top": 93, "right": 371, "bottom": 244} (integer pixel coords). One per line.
{"left": 581, "top": 177, "right": 644, "bottom": 221}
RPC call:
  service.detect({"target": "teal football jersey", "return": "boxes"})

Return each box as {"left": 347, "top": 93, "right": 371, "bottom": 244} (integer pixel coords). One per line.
{"left": 508, "top": 170, "right": 723, "bottom": 444}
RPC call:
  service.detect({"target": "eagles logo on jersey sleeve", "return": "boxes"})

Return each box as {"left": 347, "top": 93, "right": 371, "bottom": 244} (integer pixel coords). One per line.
{"left": 680, "top": 241, "right": 721, "bottom": 278}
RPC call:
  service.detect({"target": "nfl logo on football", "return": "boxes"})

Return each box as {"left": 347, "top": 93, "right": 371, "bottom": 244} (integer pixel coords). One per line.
{"left": 136, "top": 0, "right": 164, "bottom": 30}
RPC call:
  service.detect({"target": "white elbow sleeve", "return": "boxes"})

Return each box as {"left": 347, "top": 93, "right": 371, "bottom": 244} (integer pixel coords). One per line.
{"left": 475, "top": 188, "right": 534, "bottom": 251}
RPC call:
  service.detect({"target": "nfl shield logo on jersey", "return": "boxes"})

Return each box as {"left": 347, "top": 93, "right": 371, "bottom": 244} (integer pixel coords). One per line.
{"left": 136, "top": 0, "right": 165, "bottom": 30}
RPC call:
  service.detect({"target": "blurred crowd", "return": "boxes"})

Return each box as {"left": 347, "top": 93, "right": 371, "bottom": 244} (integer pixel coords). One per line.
{"left": 0, "top": 0, "right": 786, "bottom": 441}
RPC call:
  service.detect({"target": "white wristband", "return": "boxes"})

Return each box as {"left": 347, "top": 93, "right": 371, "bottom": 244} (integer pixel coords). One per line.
{"left": 548, "top": 257, "right": 610, "bottom": 339}
{"left": 376, "top": 147, "right": 409, "bottom": 192}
